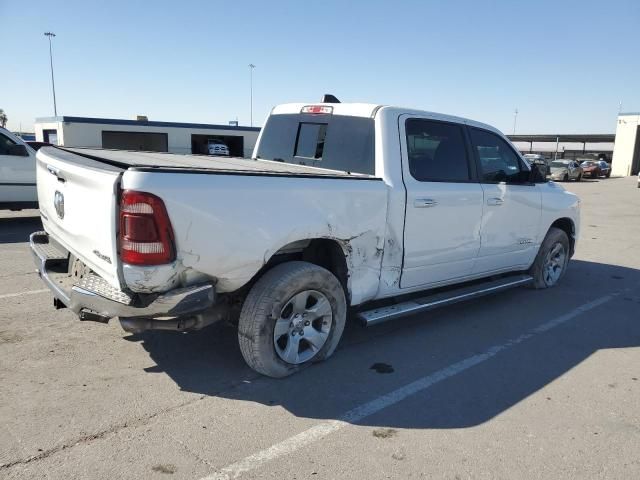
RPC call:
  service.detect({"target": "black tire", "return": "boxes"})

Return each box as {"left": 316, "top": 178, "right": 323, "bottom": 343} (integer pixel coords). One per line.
{"left": 606, "top": 172, "right": 611, "bottom": 178}
{"left": 563, "top": 174, "right": 569, "bottom": 182}
{"left": 528, "top": 227, "right": 570, "bottom": 289}
{"left": 238, "top": 261, "right": 347, "bottom": 378}
{"left": 576, "top": 174, "right": 582, "bottom": 182}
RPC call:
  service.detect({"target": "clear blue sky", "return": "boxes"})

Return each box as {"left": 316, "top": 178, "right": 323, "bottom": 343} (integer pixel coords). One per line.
{"left": 2, "top": 0, "right": 638, "bottom": 134}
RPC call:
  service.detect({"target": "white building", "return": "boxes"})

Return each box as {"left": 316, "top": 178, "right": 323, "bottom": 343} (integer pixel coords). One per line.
{"left": 611, "top": 113, "right": 640, "bottom": 177}
{"left": 34, "top": 116, "right": 261, "bottom": 158}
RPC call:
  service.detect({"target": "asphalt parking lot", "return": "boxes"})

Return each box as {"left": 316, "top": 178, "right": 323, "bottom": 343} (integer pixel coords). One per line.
{"left": 1, "top": 176, "right": 639, "bottom": 480}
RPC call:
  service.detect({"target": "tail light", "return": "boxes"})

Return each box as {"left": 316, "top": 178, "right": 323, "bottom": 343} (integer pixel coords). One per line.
{"left": 119, "top": 190, "right": 175, "bottom": 265}
{"left": 301, "top": 105, "right": 333, "bottom": 114}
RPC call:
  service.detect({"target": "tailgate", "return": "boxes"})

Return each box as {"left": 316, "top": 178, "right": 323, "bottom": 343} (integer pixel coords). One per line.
{"left": 36, "top": 147, "right": 123, "bottom": 289}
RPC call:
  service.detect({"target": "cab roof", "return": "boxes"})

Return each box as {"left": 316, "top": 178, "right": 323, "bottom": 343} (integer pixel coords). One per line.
{"left": 271, "top": 102, "right": 503, "bottom": 136}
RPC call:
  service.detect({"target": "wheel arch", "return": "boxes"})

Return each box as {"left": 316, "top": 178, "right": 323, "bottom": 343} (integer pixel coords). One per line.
{"left": 251, "top": 238, "right": 351, "bottom": 303}
{"left": 548, "top": 217, "right": 576, "bottom": 257}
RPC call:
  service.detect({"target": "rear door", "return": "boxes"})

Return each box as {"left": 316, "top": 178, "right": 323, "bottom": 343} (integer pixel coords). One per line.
{"left": 36, "top": 148, "right": 123, "bottom": 288}
{"left": 468, "top": 127, "right": 542, "bottom": 273}
{"left": 400, "top": 116, "right": 483, "bottom": 288}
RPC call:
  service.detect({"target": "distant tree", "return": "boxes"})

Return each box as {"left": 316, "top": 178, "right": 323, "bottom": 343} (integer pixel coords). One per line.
{"left": 0, "top": 109, "right": 7, "bottom": 128}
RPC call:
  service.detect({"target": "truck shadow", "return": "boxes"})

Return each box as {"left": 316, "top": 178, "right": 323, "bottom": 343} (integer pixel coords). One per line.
{"left": 131, "top": 259, "right": 640, "bottom": 429}
{"left": 0, "top": 216, "right": 42, "bottom": 244}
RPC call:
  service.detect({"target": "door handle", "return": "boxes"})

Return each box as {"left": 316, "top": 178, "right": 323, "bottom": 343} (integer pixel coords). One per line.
{"left": 487, "top": 197, "right": 504, "bottom": 206}
{"left": 47, "top": 165, "right": 66, "bottom": 183}
{"left": 414, "top": 198, "right": 438, "bottom": 208}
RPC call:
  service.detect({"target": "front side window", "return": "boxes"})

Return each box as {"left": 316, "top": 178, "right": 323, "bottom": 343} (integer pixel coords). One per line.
{"left": 405, "top": 119, "right": 470, "bottom": 182}
{"left": 0, "top": 133, "right": 18, "bottom": 155}
{"left": 470, "top": 128, "right": 527, "bottom": 183}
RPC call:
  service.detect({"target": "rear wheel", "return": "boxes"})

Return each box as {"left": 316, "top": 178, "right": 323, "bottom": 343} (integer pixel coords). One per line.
{"left": 528, "top": 227, "right": 570, "bottom": 289}
{"left": 238, "top": 261, "right": 346, "bottom": 378}
{"left": 576, "top": 173, "right": 582, "bottom": 182}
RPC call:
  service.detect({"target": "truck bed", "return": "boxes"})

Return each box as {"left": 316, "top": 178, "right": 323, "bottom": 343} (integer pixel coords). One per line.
{"left": 35, "top": 145, "right": 387, "bottom": 304}
{"left": 61, "top": 147, "right": 377, "bottom": 179}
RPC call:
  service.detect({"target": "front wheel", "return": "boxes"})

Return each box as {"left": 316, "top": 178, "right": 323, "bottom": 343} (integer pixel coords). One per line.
{"left": 528, "top": 227, "right": 570, "bottom": 289}
{"left": 576, "top": 174, "right": 582, "bottom": 182}
{"left": 238, "top": 261, "right": 347, "bottom": 378}
{"left": 563, "top": 174, "right": 569, "bottom": 182}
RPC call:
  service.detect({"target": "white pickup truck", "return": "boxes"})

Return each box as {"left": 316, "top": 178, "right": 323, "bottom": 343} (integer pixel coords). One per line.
{"left": 31, "top": 98, "right": 580, "bottom": 377}
{"left": 0, "top": 127, "right": 38, "bottom": 210}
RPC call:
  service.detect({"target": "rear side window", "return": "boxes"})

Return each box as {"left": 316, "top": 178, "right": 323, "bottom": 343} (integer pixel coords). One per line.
{"left": 256, "top": 114, "right": 375, "bottom": 175}
{"left": 469, "top": 128, "right": 527, "bottom": 183}
{"left": 405, "top": 119, "right": 470, "bottom": 182}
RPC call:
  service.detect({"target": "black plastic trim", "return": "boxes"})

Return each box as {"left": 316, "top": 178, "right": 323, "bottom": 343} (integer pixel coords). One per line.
{"left": 0, "top": 201, "right": 39, "bottom": 210}
{"left": 127, "top": 166, "right": 383, "bottom": 180}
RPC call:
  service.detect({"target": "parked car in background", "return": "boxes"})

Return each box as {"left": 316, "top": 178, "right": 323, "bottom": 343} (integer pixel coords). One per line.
{"left": 31, "top": 98, "right": 580, "bottom": 377}
{"left": 598, "top": 160, "right": 611, "bottom": 178}
{"left": 207, "top": 140, "right": 229, "bottom": 156}
{"left": 26, "top": 141, "right": 54, "bottom": 151}
{"left": 580, "top": 160, "right": 602, "bottom": 178}
{"left": 523, "top": 154, "right": 548, "bottom": 176}
{"left": 0, "top": 127, "right": 38, "bottom": 210}
{"left": 549, "top": 160, "right": 583, "bottom": 182}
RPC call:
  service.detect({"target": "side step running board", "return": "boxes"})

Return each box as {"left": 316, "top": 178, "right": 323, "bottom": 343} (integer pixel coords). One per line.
{"left": 357, "top": 274, "right": 533, "bottom": 326}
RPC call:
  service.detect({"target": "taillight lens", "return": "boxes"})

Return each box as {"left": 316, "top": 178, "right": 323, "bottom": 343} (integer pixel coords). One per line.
{"left": 301, "top": 105, "right": 333, "bottom": 114}
{"left": 119, "top": 190, "right": 175, "bottom": 265}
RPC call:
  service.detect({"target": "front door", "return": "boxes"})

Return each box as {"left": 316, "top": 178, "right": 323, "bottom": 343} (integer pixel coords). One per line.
{"left": 400, "top": 116, "right": 483, "bottom": 289}
{"left": 467, "top": 127, "right": 542, "bottom": 274}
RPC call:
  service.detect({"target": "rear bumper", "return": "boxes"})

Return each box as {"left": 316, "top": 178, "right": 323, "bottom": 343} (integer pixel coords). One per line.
{"left": 30, "top": 231, "right": 215, "bottom": 321}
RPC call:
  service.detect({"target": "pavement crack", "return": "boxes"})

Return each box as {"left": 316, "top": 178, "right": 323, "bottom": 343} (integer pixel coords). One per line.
{"left": 0, "top": 373, "right": 262, "bottom": 472}
{"left": 172, "top": 436, "right": 217, "bottom": 469}
{"left": 0, "top": 271, "right": 37, "bottom": 279}
{"left": 0, "top": 394, "right": 205, "bottom": 471}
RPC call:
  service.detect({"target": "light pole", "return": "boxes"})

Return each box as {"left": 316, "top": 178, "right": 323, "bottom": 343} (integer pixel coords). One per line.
{"left": 249, "top": 64, "right": 255, "bottom": 127}
{"left": 512, "top": 108, "right": 518, "bottom": 135}
{"left": 44, "top": 32, "right": 58, "bottom": 116}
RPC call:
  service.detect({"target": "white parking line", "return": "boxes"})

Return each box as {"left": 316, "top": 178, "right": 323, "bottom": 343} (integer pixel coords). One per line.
{"left": 0, "top": 289, "right": 49, "bottom": 300}
{"left": 201, "top": 292, "right": 620, "bottom": 480}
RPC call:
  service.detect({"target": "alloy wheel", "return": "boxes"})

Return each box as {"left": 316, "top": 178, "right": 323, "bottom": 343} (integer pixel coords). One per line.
{"left": 273, "top": 290, "right": 333, "bottom": 364}
{"left": 543, "top": 242, "right": 566, "bottom": 286}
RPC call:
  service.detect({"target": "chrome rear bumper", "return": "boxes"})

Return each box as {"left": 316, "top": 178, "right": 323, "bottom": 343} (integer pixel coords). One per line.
{"left": 30, "top": 231, "right": 215, "bottom": 322}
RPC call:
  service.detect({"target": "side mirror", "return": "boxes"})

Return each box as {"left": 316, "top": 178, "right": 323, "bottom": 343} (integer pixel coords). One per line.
{"left": 529, "top": 163, "right": 546, "bottom": 183}
{"left": 7, "top": 144, "right": 29, "bottom": 157}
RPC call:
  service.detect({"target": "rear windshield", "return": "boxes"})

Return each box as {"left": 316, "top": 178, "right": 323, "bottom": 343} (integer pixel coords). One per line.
{"left": 255, "top": 113, "right": 375, "bottom": 175}
{"left": 550, "top": 161, "right": 569, "bottom": 167}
